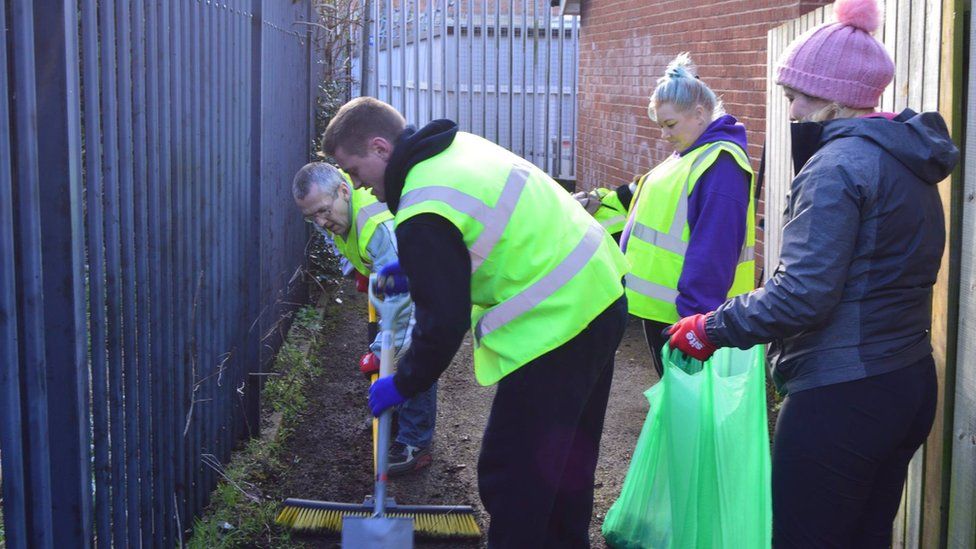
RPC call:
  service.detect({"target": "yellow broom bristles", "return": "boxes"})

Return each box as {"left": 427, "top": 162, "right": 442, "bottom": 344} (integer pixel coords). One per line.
{"left": 275, "top": 502, "right": 481, "bottom": 538}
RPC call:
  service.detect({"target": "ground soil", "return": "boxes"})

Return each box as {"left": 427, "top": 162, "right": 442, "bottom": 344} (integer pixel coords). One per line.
{"left": 275, "top": 282, "right": 657, "bottom": 548}
{"left": 277, "top": 277, "right": 774, "bottom": 548}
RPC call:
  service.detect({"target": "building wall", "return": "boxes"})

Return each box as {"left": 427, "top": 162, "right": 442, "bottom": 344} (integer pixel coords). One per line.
{"left": 575, "top": 0, "right": 830, "bottom": 270}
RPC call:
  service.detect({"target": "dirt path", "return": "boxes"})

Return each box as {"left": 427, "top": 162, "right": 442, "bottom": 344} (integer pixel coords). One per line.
{"left": 280, "top": 278, "right": 659, "bottom": 548}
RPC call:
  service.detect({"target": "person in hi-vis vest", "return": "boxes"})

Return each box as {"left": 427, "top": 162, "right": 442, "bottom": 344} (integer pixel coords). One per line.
{"left": 323, "top": 96, "right": 629, "bottom": 547}
{"left": 667, "top": 0, "right": 958, "bottom": 543}
{"left": 579, "top": 53, "right": 756, "bottom": 378}
{"left": 292, "top": 163, "right": 436, "bottom": 477}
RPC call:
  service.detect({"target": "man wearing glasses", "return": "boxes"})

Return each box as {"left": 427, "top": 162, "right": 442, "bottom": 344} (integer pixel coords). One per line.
{"left": 292, "top": 162, "right": 437, "bottom": 477}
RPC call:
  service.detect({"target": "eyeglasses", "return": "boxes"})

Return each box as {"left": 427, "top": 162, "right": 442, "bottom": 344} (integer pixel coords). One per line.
{"left": 303, "top": 190, "right": 340, "bottom": 224}
{"left": 303, "top": 204, "right": 332, "bottom": 224}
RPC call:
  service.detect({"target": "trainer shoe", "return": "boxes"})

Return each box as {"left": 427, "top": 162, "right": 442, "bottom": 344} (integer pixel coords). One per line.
{"left": 387, "top": 442, "right": 432, "bottom": 477}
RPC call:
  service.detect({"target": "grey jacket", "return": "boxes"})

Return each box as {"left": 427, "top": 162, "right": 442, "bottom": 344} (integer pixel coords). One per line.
{"left": 706, "top": 110, "right": 958, "bottom": 395}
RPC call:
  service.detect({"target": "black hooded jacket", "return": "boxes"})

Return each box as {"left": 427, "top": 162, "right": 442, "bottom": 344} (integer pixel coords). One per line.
{"left": 382, "top": 120, "right": 473, "bottom": 397}
{"left": 706, "top": 109, "right": 958, "bottom": 394}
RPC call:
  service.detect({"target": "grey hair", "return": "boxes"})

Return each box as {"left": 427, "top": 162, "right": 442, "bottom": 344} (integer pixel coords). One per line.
{"left": 648, "top": 53, "right": 725, "bottom": 122}
{"left": 292, "top": 162, "right": 345, "bottom": 201}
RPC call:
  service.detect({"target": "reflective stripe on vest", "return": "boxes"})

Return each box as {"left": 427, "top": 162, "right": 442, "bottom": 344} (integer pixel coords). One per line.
{"left": 475, "top": 222, "right": 604, "bottom": 341}
{"left": 356, "top": 200, "right": 389, "bottom": 237}
{"left": 600, "top": 215, "right": 626, "bottom": 231}
{"left": 401, "top": 162, "right": 532, "bottom": 273}
{"left": 625, "top": 272, "right": 679, "bottom": 303}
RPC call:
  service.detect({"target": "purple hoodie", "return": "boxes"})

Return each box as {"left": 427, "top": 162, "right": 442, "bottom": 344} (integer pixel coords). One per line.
{"left": 622, "top": 114, "right": 751, "bottom": 317}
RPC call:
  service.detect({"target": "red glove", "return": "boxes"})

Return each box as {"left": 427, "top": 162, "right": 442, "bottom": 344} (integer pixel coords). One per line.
{"left": 354, "top": 271, "right": 369, "bottom": 293}
{"left": 359, "top": 352, "right": 379, "bottom": 378}
{"left": 667, "top": 313, "right": 717, "bottom": 361}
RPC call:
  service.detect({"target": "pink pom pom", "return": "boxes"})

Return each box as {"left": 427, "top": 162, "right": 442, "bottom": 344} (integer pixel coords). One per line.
{"left": 834, "top": 0, "right": 882, "bottom": 33}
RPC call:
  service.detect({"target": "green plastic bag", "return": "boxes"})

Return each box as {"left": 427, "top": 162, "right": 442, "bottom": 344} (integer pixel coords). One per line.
{"left": 602, "top": 345, "right": 771, "bottom": 549}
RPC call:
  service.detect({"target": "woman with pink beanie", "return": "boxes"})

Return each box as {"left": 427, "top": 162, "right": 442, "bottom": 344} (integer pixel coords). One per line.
{"left": 665, "top": 0, "right": 959, "bottom": 545}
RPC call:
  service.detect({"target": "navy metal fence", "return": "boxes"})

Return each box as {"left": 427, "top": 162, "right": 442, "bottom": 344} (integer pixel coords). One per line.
{"left": 0, "top": 0, "right": 314, "bottom": 546}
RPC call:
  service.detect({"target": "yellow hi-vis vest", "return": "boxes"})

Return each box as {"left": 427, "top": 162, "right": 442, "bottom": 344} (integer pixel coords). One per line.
{"left": 332, "top": 180, "right": 394, "bottom": 276}
{"left": 592, "top": 188, "right": 627, "bottom": 236}
{"left": 395, "top": 132, "right": 630, "bottom": 385}
{"left": 624, "top": 140, "right": 755, "bottom": 324}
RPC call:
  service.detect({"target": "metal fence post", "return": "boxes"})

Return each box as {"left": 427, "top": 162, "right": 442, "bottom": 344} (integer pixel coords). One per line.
{"left": 9, "top": 1, "right": 55, "bottom": 545}
{"left": 79, "top": 0, "right": 112, "bottom": 545}
{"left": 32, "top": 5, "right": 93, "bottom": 539}
{"left": 361, "top": 0, "right": 371, "bottom": 97}
{"left": 0, "top": 2, "right": 28, "bottom": 547}
{"left": 113, "top": 0, "right": 145, "bottom": 541}
{"left": 130, "top": 0, "right": 156, "bottom": 542}
{"left": 95, "top": 0, "right": 131, "bottom": 542}
{"left": 246, "top": 0, "right": 264, "bottom": 437}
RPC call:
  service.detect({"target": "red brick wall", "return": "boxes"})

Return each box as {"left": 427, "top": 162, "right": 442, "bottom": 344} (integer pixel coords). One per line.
{"left": 576, "top": 0, "right": 830, "bottom": 275}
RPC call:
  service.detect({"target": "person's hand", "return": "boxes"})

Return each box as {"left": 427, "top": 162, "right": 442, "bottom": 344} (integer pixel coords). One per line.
{"left": 354, "top": 271, "right": 369, "bottom": 293}
{"left": 375, "top": 261, "right": 409, "bottom": 296}
{"left": 666, "top": 313, "right": 717, "bottom": 361}
{"left": 573, "top": 190, "right": 602, "bottom": 214}
{"left": 368, "top": 376, "right": 406, "bottom": 416}
{"left": 359, "top": 352, "right": 379, "bottom": 379}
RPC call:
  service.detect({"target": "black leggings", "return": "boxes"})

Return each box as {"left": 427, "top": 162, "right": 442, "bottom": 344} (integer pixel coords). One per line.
{"left": 641, "top": 319, "right": 670, "bottom": 377}
{"left": 771, "top": 355, "right": 937, "bottom": 548}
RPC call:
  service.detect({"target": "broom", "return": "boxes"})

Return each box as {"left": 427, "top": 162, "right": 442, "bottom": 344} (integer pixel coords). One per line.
{"left": 275, "top": 272, "right": 481, "bottom": 539}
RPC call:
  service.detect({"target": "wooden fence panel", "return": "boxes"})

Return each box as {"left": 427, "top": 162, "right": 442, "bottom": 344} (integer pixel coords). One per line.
{"left": 947, "top": 1, "right": 976, "bottom": 545}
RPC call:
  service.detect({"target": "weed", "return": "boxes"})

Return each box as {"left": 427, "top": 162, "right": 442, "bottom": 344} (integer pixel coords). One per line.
{"left": 187, "top": 297, "right": 327, "bottom": 548}
{"left": 294, "top": 305, "right": 322, "bottom": 333}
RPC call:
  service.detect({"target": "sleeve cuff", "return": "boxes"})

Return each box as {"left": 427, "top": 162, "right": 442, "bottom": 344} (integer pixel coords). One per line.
{"left": 704, "top": 312, "right": 727, "bottom": 347}
{"left": 392, "top": 371, "right": 415, "bottom": 399}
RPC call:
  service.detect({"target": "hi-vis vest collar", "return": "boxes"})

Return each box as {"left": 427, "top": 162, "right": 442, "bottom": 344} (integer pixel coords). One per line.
{"left": 333, "top": 183, "right": 392, "bottom": 275}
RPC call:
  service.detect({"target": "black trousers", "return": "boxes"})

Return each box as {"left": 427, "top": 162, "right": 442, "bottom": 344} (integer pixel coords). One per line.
{"left": 772, "top": 355, "right": 937, "bottom": 548}
{"left": 478, "top": 296, "right": 627, "bottom": 549}
{"left": 642, "top": 318, "right": 670, "bottom": 377}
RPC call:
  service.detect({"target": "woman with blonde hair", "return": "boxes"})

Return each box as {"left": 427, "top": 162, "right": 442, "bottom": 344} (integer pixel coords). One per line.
{"left": 582, "top": 53, "right": 755, "bottom": 377}
{"left": 667, "top": 0, "right": 958, "bottom": 544}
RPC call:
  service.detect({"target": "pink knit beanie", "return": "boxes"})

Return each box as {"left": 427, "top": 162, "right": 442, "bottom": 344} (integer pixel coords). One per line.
{"left": 776, "top": 0, "right": 894, "bottom": 108}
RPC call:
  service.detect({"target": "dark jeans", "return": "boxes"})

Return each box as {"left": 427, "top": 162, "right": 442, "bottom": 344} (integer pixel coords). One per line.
{"left": 772, "top": 355, "right": 937, "bottom": 548}
{"left": 395, "top": 381, "right": 437, "bottom": 448}
{"left": 478, "top": 296, "right": 627, "bottom": 548}
{"left": 642, "top": 319, "right": 670, "bottom": 377}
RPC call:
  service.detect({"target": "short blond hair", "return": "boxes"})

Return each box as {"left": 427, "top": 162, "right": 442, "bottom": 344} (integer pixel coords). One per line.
{"left": 322, "top": 97, "right": 406, "bottom": 156}
{"left": 648, "top": 53, "right": 725, "bottom": 123}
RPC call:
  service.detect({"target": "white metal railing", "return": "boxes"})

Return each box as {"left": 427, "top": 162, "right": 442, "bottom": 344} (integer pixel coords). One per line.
{"left": 353, "top": 0, "right": 579, "bottom": 181}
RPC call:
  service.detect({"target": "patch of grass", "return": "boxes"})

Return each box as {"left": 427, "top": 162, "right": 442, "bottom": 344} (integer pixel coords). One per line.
{"left": 1, "top": 503, "right": 5, "bottom": 545}
{"left": 187, "top": 300, "right": 327, "bottom": 548}
{"left": 264, "top": 341, "right": 323, "bottom": 427}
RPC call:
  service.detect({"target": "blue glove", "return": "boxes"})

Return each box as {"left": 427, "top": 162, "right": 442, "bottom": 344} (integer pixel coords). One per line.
{"left": 375, "top": 261, "right": 410, "bottom": 297}
{"left": 369, "top": 376, "right": 407, "bottom": 417}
